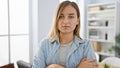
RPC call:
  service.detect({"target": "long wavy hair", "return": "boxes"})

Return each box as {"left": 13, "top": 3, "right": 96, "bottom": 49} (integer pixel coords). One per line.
{"left": 48, "top": 1, "right": 82, "bottom": 40}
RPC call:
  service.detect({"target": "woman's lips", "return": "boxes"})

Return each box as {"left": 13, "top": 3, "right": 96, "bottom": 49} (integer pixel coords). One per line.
{"left": 62, "top": 26, "right": 70, "bottom": 29}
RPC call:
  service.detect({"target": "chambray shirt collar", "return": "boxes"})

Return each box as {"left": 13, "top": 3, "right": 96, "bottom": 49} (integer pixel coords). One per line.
{"left": 50, "top": 35, "right": 59, "bottom": 43}
{"left": 74, "top": 36, "right": 85, "bottom": 45}
{"left": 50, "top": 35, "right": 85, "bottom": 45}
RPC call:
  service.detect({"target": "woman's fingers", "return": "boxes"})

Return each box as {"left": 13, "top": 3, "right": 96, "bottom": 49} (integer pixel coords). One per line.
{"left": 87, "top": 62, "right": 98, "bottom": 68}
{"left": 77, "top": 58, "right": 98, "bottom": 68}
{"left": 87, "top": 59, "right": 96, "bottom": 62}
{"left": 47, "top": 64, "right": 65, "bottom": 68}
{"left": 84, "top": 58, "right": 98, "bottom": 68}
{"left": 81, "top": 58, "right": 87, "bottom": 61}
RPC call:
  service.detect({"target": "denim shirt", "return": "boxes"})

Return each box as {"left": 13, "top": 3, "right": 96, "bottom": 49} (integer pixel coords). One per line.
{"left": 32, "top": 36, "right": 96, "bottom": 68}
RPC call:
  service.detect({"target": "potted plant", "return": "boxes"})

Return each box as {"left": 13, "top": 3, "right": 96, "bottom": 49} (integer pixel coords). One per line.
{"left": 104, "top": 64, "right": 110, "bottom": 68}
{"left": 107, "top": 47, "right": 112, "bottom": 53}
{"left": 112, "top": 34, "right": 120, "bottom": 57}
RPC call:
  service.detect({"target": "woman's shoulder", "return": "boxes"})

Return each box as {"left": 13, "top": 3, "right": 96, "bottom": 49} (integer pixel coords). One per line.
{"left": 75, "top": 36, "right": 92, "bottom": 48}
{"left": 38, "top": 37, "right": 51, "bottom": 46}
{"left": 39, "top": 36, "right": 50, "bottom": 42}
{"left": 74, "top": 36, "right": 90, "bottom": 44}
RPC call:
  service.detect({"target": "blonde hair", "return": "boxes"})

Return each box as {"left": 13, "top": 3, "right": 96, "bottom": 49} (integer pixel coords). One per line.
{"left": 48, "top": 1, "right": 82, "bottom": 40}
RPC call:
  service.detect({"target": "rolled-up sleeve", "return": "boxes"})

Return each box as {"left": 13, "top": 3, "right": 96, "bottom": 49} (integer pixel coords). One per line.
{"left": 83, "top": 40, "right": 96, "bottom": 59}
{"left": 32, "top": 40, "right": 46, "bottom": 68}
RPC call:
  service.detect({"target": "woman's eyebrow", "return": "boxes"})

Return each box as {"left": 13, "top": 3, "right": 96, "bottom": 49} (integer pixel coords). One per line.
{"left": 69, "top": 13, "right": 75, "bottom": 15}
{"left": 60, "top": 13, "right": 63, "bottom": 15}
{"left": 60, "top": 13, "right": 75, "bottom": 16}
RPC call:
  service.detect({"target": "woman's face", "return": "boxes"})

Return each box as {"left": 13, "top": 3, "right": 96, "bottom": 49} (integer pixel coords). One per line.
{"left": 58, "top": 5, "right": 79, "bottom": 34}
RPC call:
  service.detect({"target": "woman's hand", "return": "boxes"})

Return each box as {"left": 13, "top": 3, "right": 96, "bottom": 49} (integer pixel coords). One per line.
{"left": 46, "top": 64, "right": 65, "bottom": 68}
{"left": 77, "top": 58, "right": 98, "bottom": 68}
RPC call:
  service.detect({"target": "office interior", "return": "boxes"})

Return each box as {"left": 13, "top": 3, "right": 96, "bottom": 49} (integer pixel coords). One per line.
{"left": 0, "top": 0, "right": 120, "bottom": 68}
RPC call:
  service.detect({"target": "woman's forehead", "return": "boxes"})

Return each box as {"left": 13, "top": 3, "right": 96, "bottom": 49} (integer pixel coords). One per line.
{"left": 60, "top": 5, "right": 77, "bottom": 15}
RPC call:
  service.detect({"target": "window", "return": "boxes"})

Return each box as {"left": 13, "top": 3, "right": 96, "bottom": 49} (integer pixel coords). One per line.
{"left": 0, "top": 0, "right": 8, "bottom": 35}
{"left": 0, "top": 0, "right": 29, "bottom": 66}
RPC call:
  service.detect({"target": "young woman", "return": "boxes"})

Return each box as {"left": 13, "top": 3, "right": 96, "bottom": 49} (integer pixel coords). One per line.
{"left": 33, "top": 1, "right": 98, "bottom": 68}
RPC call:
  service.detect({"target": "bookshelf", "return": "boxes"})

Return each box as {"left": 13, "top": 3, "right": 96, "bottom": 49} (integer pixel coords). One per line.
{"left": 87, "top": 1, "right": 120, "bottom": 57}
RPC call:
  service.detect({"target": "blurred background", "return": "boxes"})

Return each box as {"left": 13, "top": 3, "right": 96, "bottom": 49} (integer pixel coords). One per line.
{"left": 0, "top": 0, "right": 120, "bottom": 67}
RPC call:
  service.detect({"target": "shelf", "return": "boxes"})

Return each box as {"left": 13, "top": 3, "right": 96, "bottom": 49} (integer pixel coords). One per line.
{"left": 88, "top": 26, "right": 113, "bottom": 29}
{"left": 89, "top": 39, "right": 115, "bottom": 43}
{"left": 88, "top": 2, "right": 115, "bottom": 7}
{"left": 88, "top": 9, "right": 115, "bottom": 14}
{"left": 88, "top": 18, "right": 114, "bottom": 21}
{"left": 88, "top": 18, "right": 105, "bottom": 21}
{"left": 96, "top": 52, "right": 115, "bottom": 57}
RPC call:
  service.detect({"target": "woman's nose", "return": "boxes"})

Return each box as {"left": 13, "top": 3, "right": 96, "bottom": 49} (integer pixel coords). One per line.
{"left": 63, "top": 17, "right": 69, "bottom": 24}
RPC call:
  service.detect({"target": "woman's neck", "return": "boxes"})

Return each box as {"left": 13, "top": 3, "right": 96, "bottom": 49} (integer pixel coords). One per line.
{"left": 59, "top": 33, "right": 74, "bottom": 44}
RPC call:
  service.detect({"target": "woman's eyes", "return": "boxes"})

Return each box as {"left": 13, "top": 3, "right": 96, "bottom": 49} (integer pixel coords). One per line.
{"left": 59, "top": 15, "right": 64, "bottom": 19}
{"left": 69, "top": 16, "right": 75, "bottom": 18}
{"left": 59, "top": 15, "right": 75, "bottom": 19}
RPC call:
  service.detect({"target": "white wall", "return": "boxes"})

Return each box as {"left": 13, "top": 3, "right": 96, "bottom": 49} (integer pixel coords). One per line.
{"left": 38, "top": 0, "right": 59, "bottom": 41}
{"left": 77, "top": 0, "right": 85, "bottom": 39}
{"left": 77, "top": 0, "right": 91, "bottom": 39}
{"left": 29, "top": 0, "right": 38, "bottom": 63}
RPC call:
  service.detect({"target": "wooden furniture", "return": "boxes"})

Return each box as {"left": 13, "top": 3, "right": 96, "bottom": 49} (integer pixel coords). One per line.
{"left": 0, "top": 63, "right": 14, "bottom": 68}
